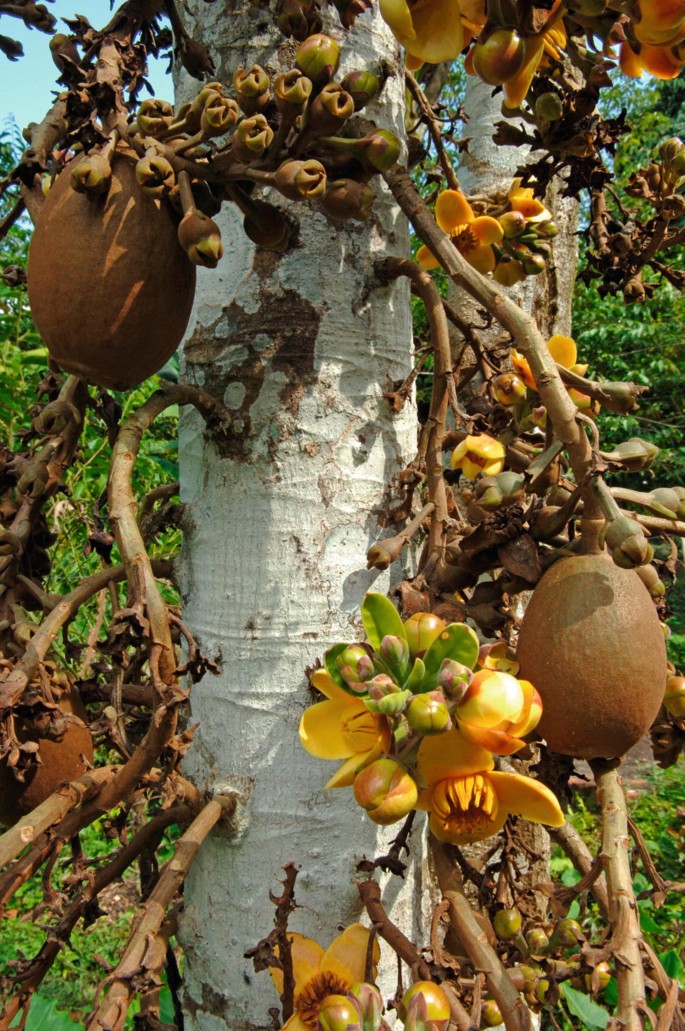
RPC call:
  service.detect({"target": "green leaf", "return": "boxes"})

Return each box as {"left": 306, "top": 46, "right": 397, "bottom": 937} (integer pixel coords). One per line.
{"left": 361, "top": 593, "right": 406, "bottom": 650}
{"left": 560, "top": 983, "right": 610, "bottom": 1030}
{"left": 422, "top": 623, "right": 479, "bottom": 677}
{"left": 10, "top": 994, "right": 80, "bottom": 1030}
{"left": 659, "top": 948, "right": 685, "bottom": 983}
{"left": 404, "top": 656, "right": 426, "bottom": 693}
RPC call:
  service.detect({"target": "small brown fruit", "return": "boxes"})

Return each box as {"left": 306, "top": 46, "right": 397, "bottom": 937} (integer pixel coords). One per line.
{"left": 0, "top": 685, "right": 94, "bottom": 827}
{"left": 27, "top": 150, "right": 196, "bottom": 390}
{"left": 517, "top": 552, "right": 667, "bottom": 758}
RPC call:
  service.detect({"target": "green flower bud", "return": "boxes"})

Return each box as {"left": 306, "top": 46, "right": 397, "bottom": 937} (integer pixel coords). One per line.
{"left": 232, "top": 114, "right": 274, "bottom": 162}
{"left": 340, "top": 70, "right": 380, "bottom": 110}
{"left": 274, "top": 159, "right": 327, "bottom": 200}
{"left": 481, "top": 1000, "right": 503, "bottom": 1027}
{"left": 398, "top": 983, "right": 450, "bottom": 1031}
{"left": 551, "top": 917, "right": 583, "bottom": 947}
{"left": 437, "top": 659, "right": 472, "bottom": 701}
{"left": 347, "top": 983, "right": 382, "bottom": 1031}
{"left": 353, "top": 758, "right": 418, "bottom": 825}
{"left": 601, "top": 438, "right": 659, "bottom": 471}
{"left": 648, "top": 487, "right": 681, "bottom": 519}
{"left": 406, "top": 691, "right": 451, "bottom": 735}
{"left": 321, "top": 180, "right": 374, "bottom": 221}
{"left": 234, "top": 64, "right": 271, "bottom": 115}
{"left": 474, "top": 471, "right": 525, "bottom": 511}
{"left": 201, "top": 94, "right": 240, "bottom": 136}
{"left": 659, "top": 136, "right": 684, "bottom": 166}
{"left": 603, "top": 515, "right": 653, "bottom": 569}
{"left": 525, "top": 927, "right": 549, "bottom": 956}
{"left": 335, "top": 645, "right": 373, "bottom": 686}
{"left": 70, "top": 152, "right": 112, "bottom": 195}
{"left": 356, "top": 129, "right": 401, "bottom": 172}
{"left": 535, "top": 91, "right": 563, "bottom": 121}
{"left": 664, "top": 675, "right": 685, "bottom": 718}
{"left": 317, "top": 995, "right": 362, "bottom": 1031}
{"left": 492, "top": 372, "right": 527, "bottom": 406}
{"left": 536, "top": 220, "right": 558, "bottom": 237}
{"left": 135, "top": 150, "right": 175, "bottom": 197}
{"left": 498, "top": 210, "right": 527, "bottom": 238}
{"left": 295, "top": 33, "right": 340, "bottom": 85}
{"left": 404, "top": 612, "right": 445, "bottom": 657}
{"left": 636, "top": 563, "right": 665, "bottom": 598}
{"left": 178, "top": 210, "right": 223, "bottom": 268}
{"left": 136, "top": 98, "right": 174, "bottom": 137}
{"left": 493, "top": 908, "right": 522, "bottom": 940}
{"left": 308, "top": 82, "right": 355, "bottom": 135}
{"left": 274, "top": 69, "right": 313, "bottom": 119}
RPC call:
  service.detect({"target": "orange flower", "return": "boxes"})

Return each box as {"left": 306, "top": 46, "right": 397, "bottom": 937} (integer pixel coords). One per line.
{"left": 417, "top": 190, "right": 503, "bottom": 274}
{"left": 451, "top": 433, "right": 505, "bottom": 479}
{"left": 455, "top": 669, "right": 542, "bottom": 755}
{"left": 507, "top": 178, "right": 551, "bottom": 223}
{"left": 299, "top": 670, "right": 391, "bottom": 788}
{"left": 619, "top": 40, "right": 685, "bottom": 79}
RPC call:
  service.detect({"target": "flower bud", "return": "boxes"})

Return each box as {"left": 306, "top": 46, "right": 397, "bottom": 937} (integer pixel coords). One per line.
{"left": 243, "top": 200, "right": 292, "bottom": 251}
{"left": 231, "top": 115, "right": 274, "bottom": 162}
{"left": 296, "top": 33, "right": 340, "bottom": 85}
{"left": 201, "top": 94, "right": 240, "bottom": 136}
{"left": 356, "top": 130, "right": 401, "bottom": 172}
{"left": 664, "top": 675, "right": 685, "bottom": 718}
{"left": 525, "top": 927, "right": 550, "bottom": 956}
{"left": 585, "top": 961, "right": 611, "bottom": 993}
{"left": 317, "top": 995, "right": 362, "bottom": 1031}
{"left": 636, "top": 563, "right": 665, "bottom": 598}
{"left": 341, "top": 70, "right": 380, "bottom": 110}
{"left": 493, "top": 257, "right": 526, "bottom": 286}
{"left": 274, "top": 159, "right": 327, "bottom": 200}
{"left": 481, "top": 1000, "right": 503, "bottom": 1027}
{"left": 347, "top": 983, "right": 382, "bottom": 1031}
{"left": 498, "top": 211, "right": 527, "bottom": 238}
{"left": 178, "top": 210, "right": 223, "bottom": 268}
{"left": 624, "top": 276, "right": 646, "bottom": 303}
{"left": 478, "top": 641, "right": 519, "bottom": 676}
{"left": 135, "top": 150, "right": 175, "bottom": 197}
{"left": 601, "top": 437, "right": 659, "bottom": 471}
{"left": 603, "top": 515, "right": 653, "bottom": 569}
{"left": 136, "top": 98, "right": 174, "bottom": 137}
{"left": 551, "top": 917, "right": 583, "bottom": 947}
{"left": 662, "top": 193, "right": 685, "bottom": 219}
{"left": 493, "top": 908, "right": 522, "bottom": 940}
{"left": 353, "top": 758, "right": 418, "bottom": 825}
{"left": 437, "top": 659, "right": 472, "bottom": 701}
{"left": 182, "top": 83, "right": 224, "bottom": 133}
{"left": 274, "top": 69, "right": 313, "bottom": 118}
{"left": 406, "top": 691, "right": 451, "bottom": 735}
{"left": 322, "top": 180, "right": 374, "bottom": 221}
{"left": 234, "top": 64, "right": 271, "bottom": 115}
{"left": 308, "top": 82, "right": 355, "bottom": 135}
{"left": 70, "top": 152, "right": 112, "bottom": 195}
{"left": 648, "top": 487, "right": 681, "bottom": 518}
{"left": 403, "top": 612, "right": 446, "bottom": 657}
{"left": 398, "top": 982, "right": 450, "bottom": 1031}
{"left": 276, "top": 0, "right": 318, "bottom": 41}
{"left": 335, "top": 645, "right": 374, "bottom": 686}
{"left": 474, "top": 471, "right": 525, "bottom": 512}
{"left": 659, "top": 136, "right": 684, "bottom": 166}
{"left": 535, "top": 91, "right": 563, "bottom": 121}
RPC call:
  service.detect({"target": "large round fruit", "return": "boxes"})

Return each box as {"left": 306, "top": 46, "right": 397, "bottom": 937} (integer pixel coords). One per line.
{"left": 0, "top": 686, "right": 94, "bottom": 827}
{"left": 27, "top": 151, "right": 196, "bottom": 390}
{"left": 516, "top": 552, "right": 667, "bottom": 759}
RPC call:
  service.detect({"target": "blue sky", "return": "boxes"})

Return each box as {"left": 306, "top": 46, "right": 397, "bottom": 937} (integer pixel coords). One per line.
{"left": 1, "top": 0, "right": 169, "bottom": 135}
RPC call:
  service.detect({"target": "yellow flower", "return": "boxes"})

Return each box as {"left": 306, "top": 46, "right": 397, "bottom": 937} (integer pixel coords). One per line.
{"left": 271, "top": 924, "right": 380, "bottom": 1031}
{"left": 299, "top": 670, "right": 391, "bottom": 788}
{"left": 417, "top": 190, "right": 504, "bottom": 274}
{"left": 507, "top": 178, "right": 551, "bottom": 223}
{"left": 451, "top": 433, "right": 505, "bottom": 479}
{"left": 416, "top": 729, "right": 564, "bottom": 845}
{"left": 455, "top": 669, "right": 542, "bottom": 755}
{"left": 511, "top": 334, "right": 580, "bottom": 392}
{"left": 379, "top": 0, "right": 464, "bottom": 65}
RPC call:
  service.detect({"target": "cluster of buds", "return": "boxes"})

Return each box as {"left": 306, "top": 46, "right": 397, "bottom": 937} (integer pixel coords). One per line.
{"left": 489, "top": 179, "right": 557, "bottom": 286}
{"left": 124, "top": 34, "right": 399, "bottom": 253}
{"left": 300, "top": 593, "right": 563, "bottom": 844}
{"left": 627, "top": 136, "right": 685, "bottom": 222}
{"left": 315, "top": 980, "right": 450, "bottom": 1031}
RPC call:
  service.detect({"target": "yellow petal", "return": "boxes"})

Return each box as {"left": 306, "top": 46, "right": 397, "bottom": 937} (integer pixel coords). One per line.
{"left": 509, "top": 680, "right": 541, "bottom": 737}
{"left": 405, "top": 51, "right": 424, "bottom": 71}
{"left": 379, "top": 0, "right": 416, "bottom": 42}
{"left": 416, "top": 244, "right": 441, "bottom": 270}
{"left": 458, "top": 720, "right": 526, "bottom": 756}
{"left": 281, "top": 1015, "right": 310, "bottom": 1031}
{"left": 417, "top": 729, "right": 494, "bottom": 790}
{"left": 324, "top": 735, "right": 388, "bottom": 789}
{"left": 436, "top": 190, "right": 474, "bottom": 233}
{"left": 406, "top": 0, "right": 464, "bottom": 65}
{"left": 299, "top": 699, "right": 356, "bottom": 760}
{"left": 463, "top": 242, "right": 497, "bottom": 275}
{"left": 311, "top": 668, "right": 355, "bottom": 705}
{"left": 471, "top": 215, "right": 504, "bottom": 246}
{"left": 502, "top": 35, "right": 546, "bottom": 108}
{"left": 322, "top": 923, "right": 380, "bottom": 984}
{"left": 511, "top": 349, "right": 536, "bottom": 390}
{"left": 271, "top": 933, "right": 325, "bottom": 998}
{"left": 547, "top": 334, "right": 577, "bottom": 369}
{"left": 489, "top": 771, "right": 564, "bottom": 826}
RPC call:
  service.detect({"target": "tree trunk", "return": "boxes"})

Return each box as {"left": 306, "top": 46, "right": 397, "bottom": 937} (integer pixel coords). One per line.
{"left": 175, "top": 6, "right": 420, "bottom": 1028}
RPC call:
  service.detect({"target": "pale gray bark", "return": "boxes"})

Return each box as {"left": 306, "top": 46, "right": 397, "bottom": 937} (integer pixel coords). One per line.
{"left": 175, "top": 6, "right": 422, "bottom": 1028}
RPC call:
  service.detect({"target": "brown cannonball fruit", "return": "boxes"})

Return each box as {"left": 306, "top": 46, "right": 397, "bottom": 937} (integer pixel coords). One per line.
{"left": 27, "top": 150, "right": 196, "bottom": 390}
{"left": 0, "top": 685, "right": 94, "bottom": 827}
{"left": 516, "top": 552, "right": 667, "bottom": 759}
